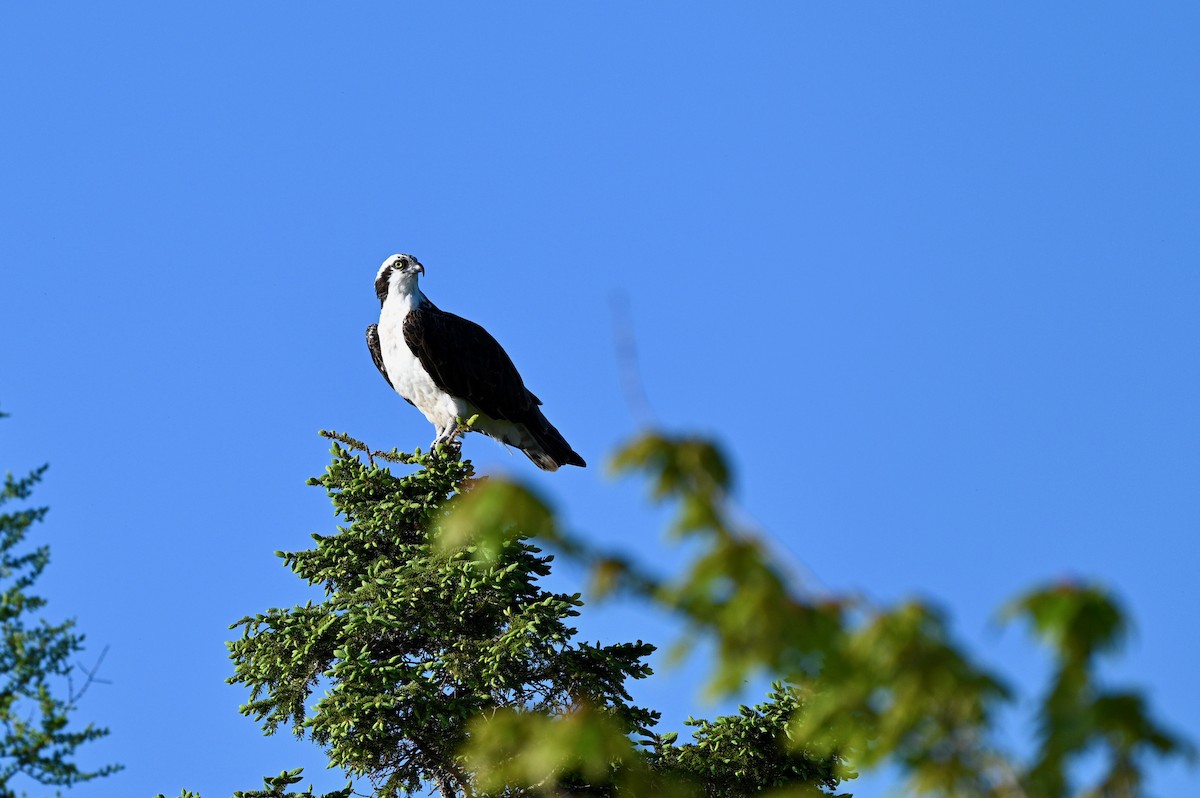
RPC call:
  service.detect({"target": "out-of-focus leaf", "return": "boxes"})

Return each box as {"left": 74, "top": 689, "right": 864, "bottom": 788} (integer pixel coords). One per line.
{"left": 434, "top": 477, "right": 558, "bottom": 560}
{"left": 465, "top": 706, "right": 652, "bottom": 794}
{"left": 611, "top": 433, "right": 732, "bottom": 499}
{"left": 1001, "top": 582, "right": 1127, "bottom": 662}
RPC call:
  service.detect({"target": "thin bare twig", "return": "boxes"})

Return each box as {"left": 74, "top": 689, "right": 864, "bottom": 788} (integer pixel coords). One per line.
{"left": 609, "top": 291, "right": 657, "bottom": 428}
{"left": 69, "top": 644, "right": 111, "bottom": 707}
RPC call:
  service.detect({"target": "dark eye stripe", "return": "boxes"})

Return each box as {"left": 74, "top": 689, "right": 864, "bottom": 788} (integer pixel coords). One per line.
{"left": 374, "top": 267, "right": 392, "bottom": 305}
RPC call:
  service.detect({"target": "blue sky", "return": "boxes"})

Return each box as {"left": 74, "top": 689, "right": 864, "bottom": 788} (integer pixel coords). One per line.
{"left": 2, "top": 4, "right": 1197, "bottom": 796}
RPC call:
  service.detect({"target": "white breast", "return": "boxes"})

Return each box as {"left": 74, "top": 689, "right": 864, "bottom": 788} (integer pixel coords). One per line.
{"left": 378, "top": 299, "right": 467, "bottom": 432}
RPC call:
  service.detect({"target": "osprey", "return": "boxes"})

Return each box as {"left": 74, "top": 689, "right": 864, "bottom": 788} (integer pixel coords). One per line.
{"left": 366, "top": 253, "right": 586, "bottom": 471}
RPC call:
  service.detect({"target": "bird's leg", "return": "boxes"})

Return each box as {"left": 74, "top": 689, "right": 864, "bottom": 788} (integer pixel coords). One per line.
{"left": 431, "top": 424, "right": 450, "bottom": 448}
{"left": 431, "top": 422, "right": 464, "bottom": 458}
{"left": 432, "top": 423, "right": 456, "bottom": 446}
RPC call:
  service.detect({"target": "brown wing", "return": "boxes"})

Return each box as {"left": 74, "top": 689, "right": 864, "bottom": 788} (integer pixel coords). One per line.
{"left": 402, "top": 306, "right": 537, "bottom": 421}
{"left": 365, "top": 324, "right": 394, "bottom": 389}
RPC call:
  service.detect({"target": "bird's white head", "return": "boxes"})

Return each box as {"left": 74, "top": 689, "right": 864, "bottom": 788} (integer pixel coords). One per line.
{"left": 374, "top": 253, "right": 425, "bottom": 306}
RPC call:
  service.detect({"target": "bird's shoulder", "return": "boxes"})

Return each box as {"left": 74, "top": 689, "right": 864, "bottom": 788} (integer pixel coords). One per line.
{"left": 403, "top": 303, "right": 502, "bottom": 349}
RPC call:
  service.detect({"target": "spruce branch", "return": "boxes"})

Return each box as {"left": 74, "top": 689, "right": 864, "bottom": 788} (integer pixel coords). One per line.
{"left": 318, "top": 430, "right": 418, "bottom": 466}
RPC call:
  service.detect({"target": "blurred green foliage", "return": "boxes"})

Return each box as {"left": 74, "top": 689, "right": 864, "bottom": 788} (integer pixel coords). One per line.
{"left": 164, "top": 429, "right": 1193, "bottom": 797}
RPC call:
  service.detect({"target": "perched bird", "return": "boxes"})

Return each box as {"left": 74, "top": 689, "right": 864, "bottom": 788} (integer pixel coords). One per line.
{"left": 367, "top": 253, "right": 586, "bottom": 471}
